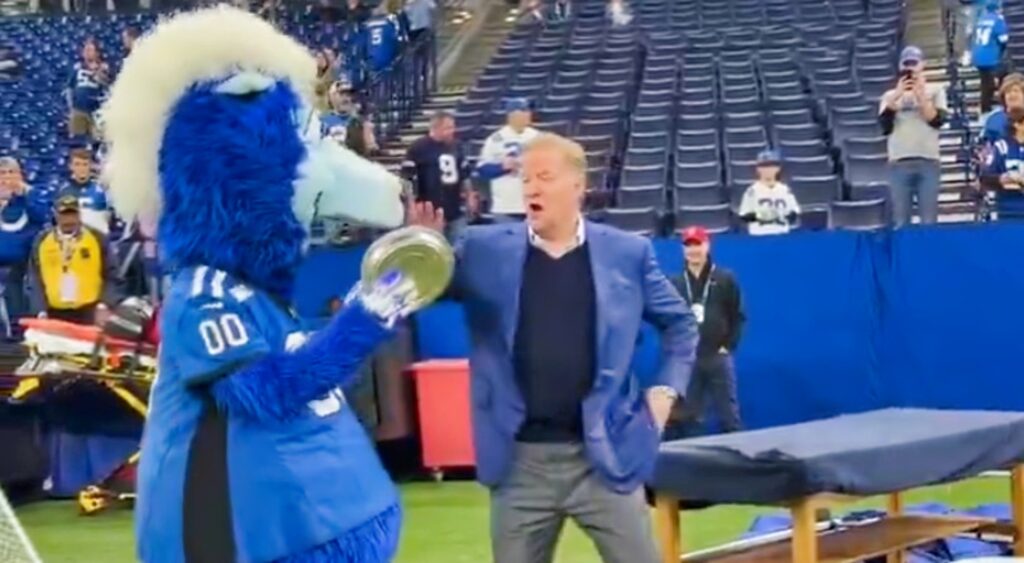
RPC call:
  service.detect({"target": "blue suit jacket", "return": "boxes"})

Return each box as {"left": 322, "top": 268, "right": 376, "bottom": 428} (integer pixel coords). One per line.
{"left": 452, "top": 221, "right": 697, "bottom": 493}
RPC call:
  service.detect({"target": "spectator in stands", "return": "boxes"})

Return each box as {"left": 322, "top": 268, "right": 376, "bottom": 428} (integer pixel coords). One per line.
{"left": 477, "top": 97, "right": 540, "bottom": 221}
{"left": 62, "top": 148, "right": 111, "bottom": 235}
{"left": 403, "top": 0, "right": 435, "bottom": 43}
{"left": 345, "top": 0, "right": 371, "bottom": 24}
{"left": 363, "top": 0, "right": 406, "bottom": 72}
{"left": 981, "top": 107, "right": 1024, "bottom": 220}
{"left": 981, "top": 72, "right": 1024, "bottom": 144}
{"left": 738, "top": 149, "right": 801, "bottom": 235}
{"left": 322, "top": 80, "right": 377, "bottom": 156}
{"left": 666, "top": 226, "right": 744, "bottom": 439}
{"left": 403, "top": 111, "right": 476, "bottom": 241}
{"left": 314, "top": 49, "right": 336, "bottom": 112}
{"left": 66, "top": 38, "right": 110, "bottom": 142}
{"left": 878, "top": 45, "right": 948, "bottom": 227}
{"left": 972, "top": 0, "right": 1009, "bottom": 115}
{"left": 552, "top": 0, "right": 570, "bottom": 20}
{"left": 0, "top": 158, "right": 48, "bottom": 335}
{"left": 29, "top": 194, "right": 120, "bottom": 325}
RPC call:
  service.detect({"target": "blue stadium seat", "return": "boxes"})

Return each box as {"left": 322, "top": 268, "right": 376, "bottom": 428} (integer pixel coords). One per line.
{"left": 677, "top": 203, "right": 732, "bottom": 233}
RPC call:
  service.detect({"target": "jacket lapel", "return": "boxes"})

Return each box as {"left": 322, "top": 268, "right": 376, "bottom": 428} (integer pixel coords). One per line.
{"left": 501, "top": 223, "right": 528, "bottom": 351}
{"left": 586, "top": 222, "right": 610, "bottom": 370}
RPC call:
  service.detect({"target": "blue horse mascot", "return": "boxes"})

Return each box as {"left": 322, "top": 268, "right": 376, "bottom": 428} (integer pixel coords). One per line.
{"left": 101, "top": 7, "right": 416, "bottom": 562}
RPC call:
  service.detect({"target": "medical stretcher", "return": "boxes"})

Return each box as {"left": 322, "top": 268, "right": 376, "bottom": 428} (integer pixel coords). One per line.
{"left": 9, "top": 317, "right": 156, "bottom": 515}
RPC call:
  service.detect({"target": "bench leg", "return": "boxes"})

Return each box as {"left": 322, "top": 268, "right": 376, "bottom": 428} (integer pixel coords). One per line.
{"left": 887, "top": 492, "right": 905, "bottom": 563}
{"left": 791, "top": 498, "right": 818, "bottom": 563}
{"left": 654, "top": 494, "right": 681, "bottom": 563}
{"left": 1012, "top": 465, "right": 1024, "bottom": 556}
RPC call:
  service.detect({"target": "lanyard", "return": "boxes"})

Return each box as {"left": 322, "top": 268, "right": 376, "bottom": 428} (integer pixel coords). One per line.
{"left": 683, "top": 265, "right": 715, "bottom": 308}
{"left": 58, "top": 234, "right": 79, "bottom": 272}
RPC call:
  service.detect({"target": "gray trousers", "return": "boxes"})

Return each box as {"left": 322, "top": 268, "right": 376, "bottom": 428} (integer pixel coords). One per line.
{"left": 490, "top": 442, "right": 659, "bottom": 563}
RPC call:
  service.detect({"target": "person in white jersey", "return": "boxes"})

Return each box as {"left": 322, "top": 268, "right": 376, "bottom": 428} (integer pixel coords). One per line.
{"left": 738, "top": 149, "right": 801, "bottom": 235}
{"left": 476, "top": 97, "right": 540, "bottom": 221}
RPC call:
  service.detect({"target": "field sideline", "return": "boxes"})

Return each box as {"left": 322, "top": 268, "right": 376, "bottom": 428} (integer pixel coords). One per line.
{"left": 15, "top": 479, "right": 1010, "bottom": 562}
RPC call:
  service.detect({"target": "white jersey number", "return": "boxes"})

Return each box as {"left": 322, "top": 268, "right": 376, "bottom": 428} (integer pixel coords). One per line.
{"left": 438, "top": 154, "right": 459, "bottom": 184}
{"left": 198, "top": 313, "right": 250, "bottom": 355}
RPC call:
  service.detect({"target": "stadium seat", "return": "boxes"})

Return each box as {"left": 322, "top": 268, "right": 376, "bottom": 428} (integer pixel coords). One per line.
{"left": 831, "top": 199, "right": 888, "bottom": 230}
{"left": 676, "top": 203, "right": 732, "bottom": 233}
{"left": 605, "top": 206, "right": 659, "bottom": 235}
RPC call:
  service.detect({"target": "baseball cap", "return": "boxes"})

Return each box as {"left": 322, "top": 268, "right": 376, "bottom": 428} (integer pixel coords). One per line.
{"left": 756, "top": 149, "right": 781, "bottom": 166}
{"left": 900, "top": 45, "right": 923, "bottom": 67}
{"left": 681, "top": 226, "right": 709, "bottom": 245}
{"left": 502, "top": 97, "right": 532, "bottom": 112}
{"left": 55, "top": 193, "right": 79, "bottom": 213}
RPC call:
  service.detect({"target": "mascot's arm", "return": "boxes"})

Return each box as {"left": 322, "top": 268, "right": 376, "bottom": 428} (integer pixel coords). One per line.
{"left": 209, "top": 299, "right": 391, "bottom": 423}
{"left": 172, "top": 273, "right": 415, "bottom": 423}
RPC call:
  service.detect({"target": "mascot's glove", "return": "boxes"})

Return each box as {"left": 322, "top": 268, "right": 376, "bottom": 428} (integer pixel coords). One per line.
{"left": 345, "top": 270, "right": 419, "bottom": 329}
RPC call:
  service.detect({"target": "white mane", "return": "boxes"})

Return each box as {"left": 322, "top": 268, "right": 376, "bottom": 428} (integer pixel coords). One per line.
{"left": 101, "top": 6, "right": 316, "bottom": 221}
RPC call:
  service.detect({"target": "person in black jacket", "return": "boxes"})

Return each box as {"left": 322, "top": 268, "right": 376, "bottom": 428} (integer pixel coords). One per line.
{"left": 665, "top": 226, "right": 745, "bottom": 439}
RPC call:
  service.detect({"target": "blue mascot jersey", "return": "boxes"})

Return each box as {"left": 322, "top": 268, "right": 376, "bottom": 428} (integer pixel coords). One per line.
{"left": 137, "top": 265, "right": 399, "bottom": 563}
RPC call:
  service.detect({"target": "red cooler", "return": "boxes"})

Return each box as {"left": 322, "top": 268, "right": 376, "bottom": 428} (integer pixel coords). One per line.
{"left": 409, "top": 359, "right": 475, "bottom": 479}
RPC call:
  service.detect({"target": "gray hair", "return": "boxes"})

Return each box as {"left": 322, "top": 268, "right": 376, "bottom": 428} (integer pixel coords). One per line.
{"left": 0, "top": 156, "right": 20, "bottom": 171}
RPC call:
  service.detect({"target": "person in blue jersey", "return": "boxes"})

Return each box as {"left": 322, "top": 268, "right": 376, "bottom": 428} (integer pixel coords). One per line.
{"left": 363, "top": 3, "right": 405, "bottom": 72}
{"left": 972, "top": 0, "right": 1009, "bottom": 114}
{"left": 402, "top": 111, "right": 476, "bottom": 241}
{"left": 981, "top": 107, "right": 1024, "bottom": 219}
{"left": 61, "top": 148, "right": 112, "bottom": 236}
{"left": 103, "top": 8, "right": 415, "bottom": 562}
{"left": 322, "top": 80, "right": 377, "bottom": 156}
{"left": 0, "top": 157, "right": 48, "bottom": 333}
{"left": 65, "top": 38, "right": 110, "bottom": 141}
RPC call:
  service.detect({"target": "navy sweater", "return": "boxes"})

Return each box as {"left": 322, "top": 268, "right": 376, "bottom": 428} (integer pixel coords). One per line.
{"left": 513, "top": 242, "right": 596, "bottom": 443}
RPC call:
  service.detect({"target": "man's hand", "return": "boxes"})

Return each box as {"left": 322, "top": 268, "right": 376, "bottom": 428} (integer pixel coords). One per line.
{"left": 883, "top": 87, "right": 903, "bottom": 111}
{"left": 646, "top": 388, "right": 676, "bottom": 432}
{"left": 407, "top": 200, "right": 445, "bottom": 232}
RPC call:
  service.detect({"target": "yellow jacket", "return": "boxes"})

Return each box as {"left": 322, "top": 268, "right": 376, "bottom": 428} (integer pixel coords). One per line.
{"left": 30, "top": 226, "right": 119, "bottom": 311}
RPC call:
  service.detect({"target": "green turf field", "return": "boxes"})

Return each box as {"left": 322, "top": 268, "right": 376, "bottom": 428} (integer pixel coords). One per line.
{"left": 14, "top": 478, "right": 1012, "bottom": 562}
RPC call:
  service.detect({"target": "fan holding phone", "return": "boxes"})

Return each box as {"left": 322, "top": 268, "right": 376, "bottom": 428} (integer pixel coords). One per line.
{"left": 878, "top": 45, "right": 950, "bottom": 228}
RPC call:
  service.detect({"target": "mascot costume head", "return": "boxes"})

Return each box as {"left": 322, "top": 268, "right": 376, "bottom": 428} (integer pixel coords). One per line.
{"left": 103, "top": 7, "right": 415, "bottom": 563}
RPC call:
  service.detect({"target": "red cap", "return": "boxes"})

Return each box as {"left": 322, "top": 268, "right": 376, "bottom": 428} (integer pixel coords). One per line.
{"left": 681, "top": 226, "right": 709, "bottom": 244}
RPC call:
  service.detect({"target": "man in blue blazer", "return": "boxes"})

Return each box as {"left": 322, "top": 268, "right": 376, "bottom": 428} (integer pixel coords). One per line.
{"left": 412, "top": 132, "right": 697, "bottom": 563}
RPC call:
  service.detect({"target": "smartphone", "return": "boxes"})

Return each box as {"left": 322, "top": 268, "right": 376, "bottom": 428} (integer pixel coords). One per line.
{"left": 900, "top": 69, "right": 915, "bottom": 81}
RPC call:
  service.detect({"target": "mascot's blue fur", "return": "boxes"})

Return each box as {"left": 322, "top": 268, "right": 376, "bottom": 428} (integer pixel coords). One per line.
{"left": 101, "top": 7, "right": 408, "bottom": 563}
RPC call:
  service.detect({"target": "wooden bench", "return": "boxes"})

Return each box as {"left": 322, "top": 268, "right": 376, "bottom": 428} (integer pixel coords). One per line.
{"left": 653, "top": 466, "right": 1024, "bottom": 563}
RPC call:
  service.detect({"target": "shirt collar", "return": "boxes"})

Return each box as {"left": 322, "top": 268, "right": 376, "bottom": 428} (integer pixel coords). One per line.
{"left": 528, "top": 216, "right": 585, "bottom": 249}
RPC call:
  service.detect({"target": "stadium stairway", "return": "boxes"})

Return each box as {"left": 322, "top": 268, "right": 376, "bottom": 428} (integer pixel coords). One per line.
{"left": 908, "top": 0, "right": 978, "bottom": 222}
{"left": 377, "top": 0, "right": 520, "bottom": 172}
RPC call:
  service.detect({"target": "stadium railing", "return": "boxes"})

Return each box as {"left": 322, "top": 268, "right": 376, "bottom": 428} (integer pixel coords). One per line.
{"left": 363, "top": 32, "right": 435, "bottom": 142}
{"left": 942, "top": 0, "right": 979, "bottom": 220}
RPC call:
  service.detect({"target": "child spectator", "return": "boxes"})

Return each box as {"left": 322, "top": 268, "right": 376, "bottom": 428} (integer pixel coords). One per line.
{"left": 66, "top": 38, "right": 110, "bottom": 141}
{"left": 981, "top": 107, "right": 1024, "bottom": 220}
{"left": 62, "top": 148, "right": 111, "bottom": 235}
{"left": 971, "top": 0, "right": 1009, "bottom": 114}
{"left": 739, "top": 149, "right": 801, "bottom": 235}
